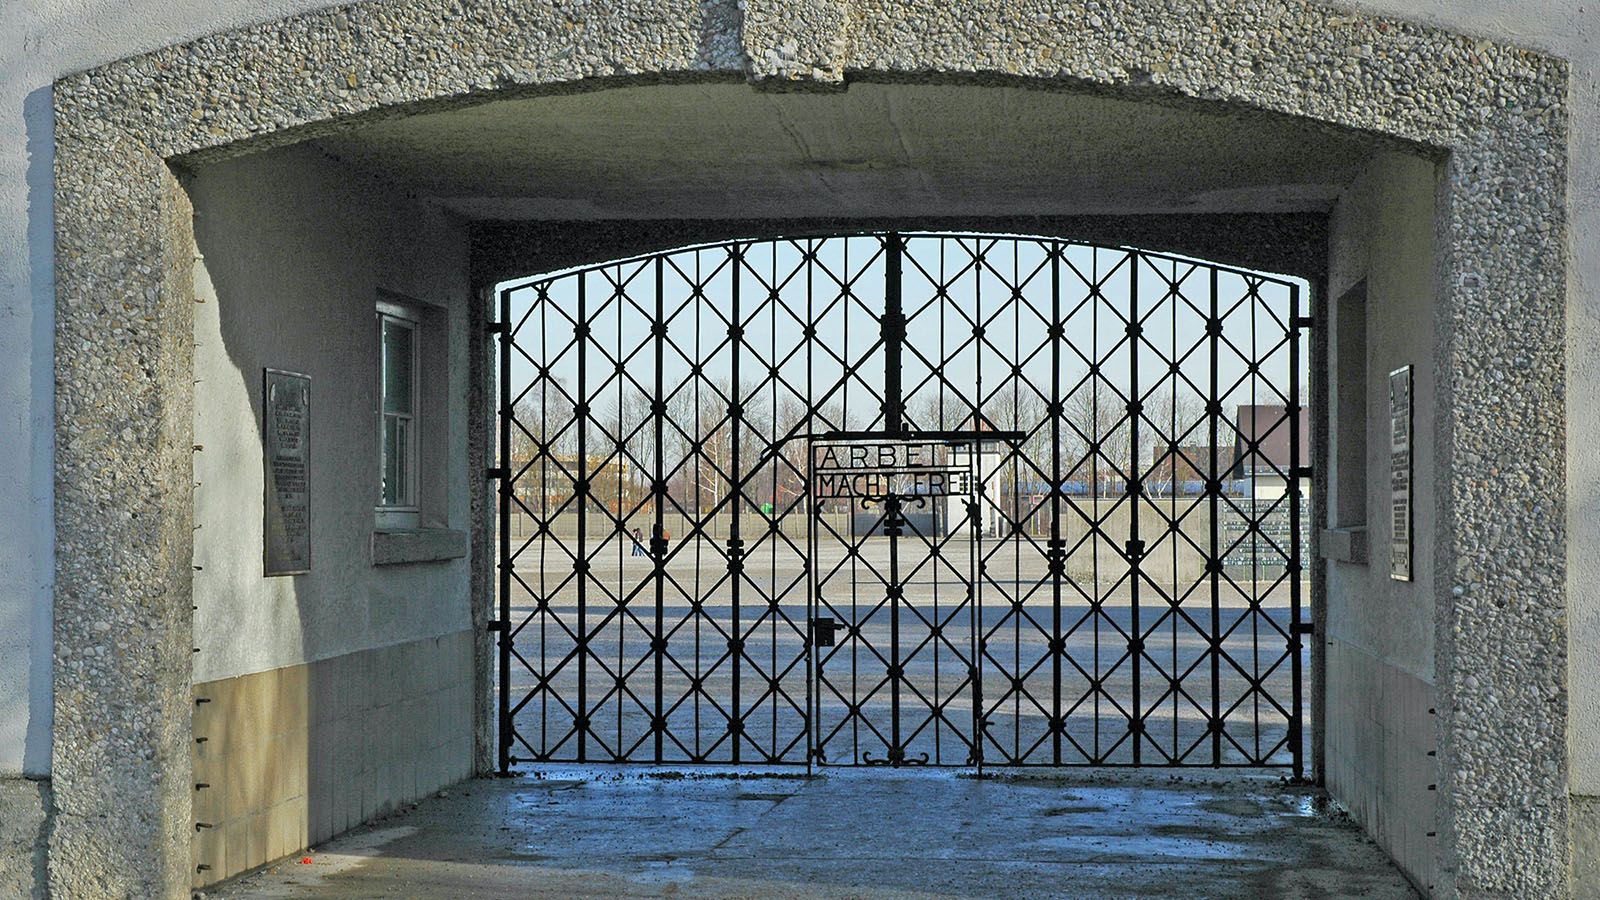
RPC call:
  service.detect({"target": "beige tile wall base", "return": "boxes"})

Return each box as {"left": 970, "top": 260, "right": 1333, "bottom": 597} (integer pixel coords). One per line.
{"left": 1573, "top": 795, "right": 1600, "bottom": 894}
{"left": 0, "top": 777, "right": 49, "bottom": 898}
{"left": 191, "top": 630, "right": 475, "bottom": 888}
{"left": 1326, "top": 638, "right": 1439, "bottom": 894}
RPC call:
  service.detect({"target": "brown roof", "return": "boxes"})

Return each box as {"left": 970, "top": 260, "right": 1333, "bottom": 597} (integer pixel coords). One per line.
{"left": 1229, "top": 404, "right": 1308, "bottom": 475}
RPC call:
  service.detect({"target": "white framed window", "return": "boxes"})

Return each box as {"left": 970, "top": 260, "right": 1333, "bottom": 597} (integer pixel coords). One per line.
{"left": 377, "top": 300, "right": 419, "bottom": 528}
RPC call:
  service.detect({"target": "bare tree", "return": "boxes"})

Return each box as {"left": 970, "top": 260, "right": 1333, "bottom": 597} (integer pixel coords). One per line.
{"left": 767, "top": 393, "right": 812, "bottom": 511}
{"left": 906, "top": 385, "right": 969, "bottom": 431}
{"left": 597, "top": 388, "right": 653, "bottom": 510}
{"left": 507, "top": 376, "right": 581, "bottom": 508}
{"left": 1061, "top": 379, "right": 1132, "bottom": 485}
{"left": 1143, "top": 386, "right": 1206, "bottom": 453}
{"left": 1142, "top": 386, "right": 1206, "bottom": 468}
{"left": 1140, "top": 385, "right": 1209, "bottom": 495}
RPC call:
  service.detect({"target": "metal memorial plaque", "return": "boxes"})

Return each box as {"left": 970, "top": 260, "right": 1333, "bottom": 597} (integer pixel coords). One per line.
{"left": 1389, "top": 365, "right": 1413, "bottom": 582}
{"left": 264, "top": 369, "right": 311, "bottom": 575}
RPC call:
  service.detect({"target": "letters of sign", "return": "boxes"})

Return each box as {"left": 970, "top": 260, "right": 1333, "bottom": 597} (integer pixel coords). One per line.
{"left": 264, "top": 369, "right": 311, "bottom": 575}
{"left": 1389, "top": 365, "right": 1412, "bottom": 582}
{"left": 812, "top": 440, "right": 971, "bottom": 499}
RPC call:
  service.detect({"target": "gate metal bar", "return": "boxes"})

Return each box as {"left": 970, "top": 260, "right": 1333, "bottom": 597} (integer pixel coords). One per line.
{"left": 1049, "top": 243, "right": 1063, "bottom": 766}
{"left": 1210, "top": 266, "right": 1222, "bottom": 766}
{"left": 1289, "top": 283, "right": 1305, "bottom": 781}
{"left": 496, "top": 286, "right": 511, "bottom": 769}
{"left": 728, "top": 245, "right": 744, "bottom": 764}
{"left": 494, "top": 233, "right": 1309, "bottom": 773}
{"left": 1129, "top": 254, "right": 1142, "bottom": 765}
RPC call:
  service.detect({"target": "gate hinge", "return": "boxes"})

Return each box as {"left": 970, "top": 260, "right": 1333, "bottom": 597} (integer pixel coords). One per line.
{"left": 1291, "top": 622, "right": 1315, "bottom": 636}
{"left": 485, "top": 321, "right": 509, "bottom": 335}
{"left": 1291, "top": 315, "right": 1315, "bottom": 330}
{"left": 488, "top": 619, "right": 508, "bottom": 633}
{"left": 1290, "top": 465, "right": 1313, "bottom": 480}
{"left": 487, "top": 466, "right": 510, "bottom": 479}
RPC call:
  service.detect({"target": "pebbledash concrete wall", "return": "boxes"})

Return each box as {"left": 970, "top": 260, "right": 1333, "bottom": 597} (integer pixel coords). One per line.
{"left": 185, "top": 144, "right": 477, "bottom": 885}
{"left": 0, "top": 1, "right": 1585, "bottom": 899}
{"left": 1328, "top": 7, "right": 1600, "bottom": 895}
{"left": 1324, "top": 152, "right": 1443, "bottom": 891}
{"left": 1331, "top": 0, "right": 1600, "bottom": 832}
{"left": 0, "top": 0, "right": 375, "bottom": 769}
{"left": 0, "top": 1, "right": 374, "bottom": 893}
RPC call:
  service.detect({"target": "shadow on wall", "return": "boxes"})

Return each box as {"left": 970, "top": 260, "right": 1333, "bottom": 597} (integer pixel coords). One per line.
{"left": 0, "top": 85, "right": 58, "bottom": 898}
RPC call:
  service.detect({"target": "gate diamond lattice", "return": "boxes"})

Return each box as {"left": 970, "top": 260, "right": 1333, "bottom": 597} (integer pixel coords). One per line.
{"left": 496, "top": 233, "right": 1307, "bottom": 774}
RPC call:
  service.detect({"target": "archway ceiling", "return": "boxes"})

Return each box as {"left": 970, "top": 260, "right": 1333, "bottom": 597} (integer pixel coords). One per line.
{"left": 312, "top": 81, "right": 1382, "bottom": 221}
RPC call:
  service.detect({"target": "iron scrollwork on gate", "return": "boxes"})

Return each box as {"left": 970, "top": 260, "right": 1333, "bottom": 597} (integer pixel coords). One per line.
{"left": 494, "top": 232, "right": 1308, "bottom": 775}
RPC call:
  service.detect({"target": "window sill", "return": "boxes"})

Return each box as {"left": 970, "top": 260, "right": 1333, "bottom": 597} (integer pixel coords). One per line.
{"left": 371, "top": 527, "right": 469, "bottom": 566}
{"left": 1319, "top": 526, "right": 1369, "bottom": 566}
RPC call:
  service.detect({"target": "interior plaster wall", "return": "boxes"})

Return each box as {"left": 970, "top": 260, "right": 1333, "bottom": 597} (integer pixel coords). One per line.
{"left": 190, "top": 631, "right": 475, "bottom": 888}
{"left": 184, "top": 142, "right": 478, "bottom": 884}
{"left": 188, "top": 142, "right": 473, "bottom": 682}
{"left": 1324, "top": 152, "right": 1442, "bottom": 892}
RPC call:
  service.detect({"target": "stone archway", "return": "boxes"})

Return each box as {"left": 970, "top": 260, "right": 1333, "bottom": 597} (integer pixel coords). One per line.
{"left": 52, "top": 2, "right": 1567, "bottom": 896}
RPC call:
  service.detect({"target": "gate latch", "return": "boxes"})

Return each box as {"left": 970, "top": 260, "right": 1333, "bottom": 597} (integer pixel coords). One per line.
{"left": 811, "top": 616, "right": 838, "bottom": 648}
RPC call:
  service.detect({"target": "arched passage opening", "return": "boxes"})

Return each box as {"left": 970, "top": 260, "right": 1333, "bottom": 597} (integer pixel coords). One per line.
{"left": 172, "top": 79, "right": 1375, "bottom": 887}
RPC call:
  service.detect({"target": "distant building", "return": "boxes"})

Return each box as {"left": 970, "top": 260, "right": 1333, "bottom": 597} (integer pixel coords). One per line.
{"left": 945, "top": 413, "right": 1010, "bottom": 537}
{"left": 1228, "top": 405, "right": 1310, "bottom": 500}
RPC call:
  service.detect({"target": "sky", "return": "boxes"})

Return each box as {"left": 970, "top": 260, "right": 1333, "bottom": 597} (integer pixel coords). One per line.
{"left": 498, "top": 233, "right": 1309, "bottom": 474}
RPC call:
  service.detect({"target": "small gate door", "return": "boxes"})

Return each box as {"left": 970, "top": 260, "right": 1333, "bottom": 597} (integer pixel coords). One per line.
{"left": 809, "top": 434, "right": 1008, "bottom": 766}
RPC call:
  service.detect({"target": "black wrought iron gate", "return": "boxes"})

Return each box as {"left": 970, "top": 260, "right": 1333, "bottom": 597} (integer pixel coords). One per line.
{"left": 495, "top": 233, "right": 1308, "bottom": 774}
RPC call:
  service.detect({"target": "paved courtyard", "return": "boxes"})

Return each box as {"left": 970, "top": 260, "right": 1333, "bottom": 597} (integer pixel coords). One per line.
{"left": 218, "top": 769, "right": 1416, "bottom": 898}
{"left": 505, "top": 532, "right": 1305, "bottom": 767}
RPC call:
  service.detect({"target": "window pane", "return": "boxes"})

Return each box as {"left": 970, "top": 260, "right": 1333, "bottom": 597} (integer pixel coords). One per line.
{"left": 396, "top": 417, "right": 411, "bottom": 505}
{"left": 383, "top": 319, "right": 414, "bottom": 415}
{"left": 382, "top": 415, "right": 401, "bottom": 505}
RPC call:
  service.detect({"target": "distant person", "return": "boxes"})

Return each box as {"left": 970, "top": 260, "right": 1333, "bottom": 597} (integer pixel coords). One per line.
{"left": 630, "top": 526, "right": 646, "bottom": 557}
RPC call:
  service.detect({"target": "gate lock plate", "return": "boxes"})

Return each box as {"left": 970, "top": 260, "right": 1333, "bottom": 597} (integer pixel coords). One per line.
{"left": 812, "top": 616, "right": 838, "bottom": 648}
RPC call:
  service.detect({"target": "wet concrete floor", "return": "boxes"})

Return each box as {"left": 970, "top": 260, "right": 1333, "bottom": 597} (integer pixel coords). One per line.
{"left": 217, "top": 769, "right": 1418, "bottom": 899}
